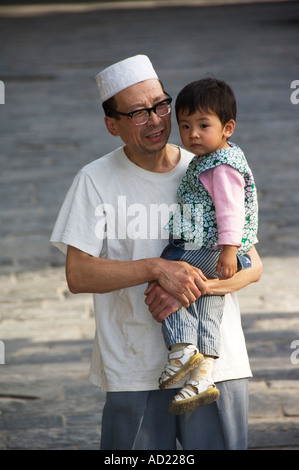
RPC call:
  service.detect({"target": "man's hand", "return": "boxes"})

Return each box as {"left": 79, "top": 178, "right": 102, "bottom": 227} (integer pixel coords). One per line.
{"left": 145, "top": 259, "right": 207, "bottom": 322}
{"left": 145, "top": 246, "right": 263, "bottom": 322}
{"left": 155, "top": 258, "right": 207, "bottom": 308}
{"left": 144, "top": 281, "right": 183, "bottom": 323}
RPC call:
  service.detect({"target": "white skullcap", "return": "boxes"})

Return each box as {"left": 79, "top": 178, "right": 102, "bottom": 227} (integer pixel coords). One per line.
{"left": 95, "top": 55, "right": 159, "bottom": 103}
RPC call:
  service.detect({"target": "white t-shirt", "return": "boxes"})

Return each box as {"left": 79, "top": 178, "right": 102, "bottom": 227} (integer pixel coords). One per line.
{"left": 50, "top": 145, "right": 252, "bottom": 391}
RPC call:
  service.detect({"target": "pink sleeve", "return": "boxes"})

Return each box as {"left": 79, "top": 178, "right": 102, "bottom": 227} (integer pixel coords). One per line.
{"left": 199, "top": 164, "right": 245, "bottom": 248}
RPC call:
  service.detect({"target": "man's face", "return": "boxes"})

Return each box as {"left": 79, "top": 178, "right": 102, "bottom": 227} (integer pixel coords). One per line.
{"left": 105, "top": 79, "right": 172, "bottom": 157}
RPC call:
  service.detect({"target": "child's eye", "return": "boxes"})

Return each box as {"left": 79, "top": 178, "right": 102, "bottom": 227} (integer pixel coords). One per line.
{"left": 200, "top": 124, "right": 208, "bottom": 129}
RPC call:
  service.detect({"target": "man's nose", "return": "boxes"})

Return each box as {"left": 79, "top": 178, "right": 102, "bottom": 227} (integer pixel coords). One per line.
{"left": 147, "top": 109, "right": 162, "bottom": 125}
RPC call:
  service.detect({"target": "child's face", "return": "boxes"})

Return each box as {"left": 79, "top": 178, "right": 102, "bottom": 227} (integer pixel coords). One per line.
{"left": 177, "top": 108, "right": 235, "bottom": 156}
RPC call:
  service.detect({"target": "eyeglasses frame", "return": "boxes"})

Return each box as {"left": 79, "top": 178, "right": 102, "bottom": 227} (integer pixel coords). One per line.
{"left": 108, "top": 95, "right": 173, "bottom": 125}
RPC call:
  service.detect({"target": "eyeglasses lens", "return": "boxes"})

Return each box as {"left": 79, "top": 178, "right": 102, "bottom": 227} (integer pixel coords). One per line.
{"left": 134, "top": 100, "right": 171, "bottom": 125}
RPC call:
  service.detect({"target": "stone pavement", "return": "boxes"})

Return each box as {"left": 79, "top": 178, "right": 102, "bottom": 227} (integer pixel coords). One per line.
{"left": 0, "top": 0, "right": 299, "bottom": 450}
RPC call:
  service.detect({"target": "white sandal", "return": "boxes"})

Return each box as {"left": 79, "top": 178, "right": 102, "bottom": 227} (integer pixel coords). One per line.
{"left": 168, "top": 379, "right": 220, "bottom": 415}
{"left": 159, "top": 345, "right": 203, "bottom": 389}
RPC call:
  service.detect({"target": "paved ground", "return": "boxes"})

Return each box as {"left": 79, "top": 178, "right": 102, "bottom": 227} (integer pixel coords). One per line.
{"left": 0, "top": 0, "right": 299, "bottom": 450}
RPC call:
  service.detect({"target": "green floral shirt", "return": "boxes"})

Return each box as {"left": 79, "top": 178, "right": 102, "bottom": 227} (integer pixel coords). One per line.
{"left": 165, "top": 143, "right": 258, "bottom": 255}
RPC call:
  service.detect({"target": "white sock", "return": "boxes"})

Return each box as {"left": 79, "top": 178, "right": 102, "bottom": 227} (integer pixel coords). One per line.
{"left": 189, "top": 356, "right": 214, "bottom": 381}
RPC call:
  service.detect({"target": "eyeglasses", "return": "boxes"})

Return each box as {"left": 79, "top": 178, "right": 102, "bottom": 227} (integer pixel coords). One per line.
{"left": 110, "top": 97, "right": 172, "bottom": 126}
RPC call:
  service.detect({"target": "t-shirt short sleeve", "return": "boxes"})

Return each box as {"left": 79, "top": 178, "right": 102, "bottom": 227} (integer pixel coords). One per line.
{"left": 50, "top": 170, "right": 104, "bottom": 257}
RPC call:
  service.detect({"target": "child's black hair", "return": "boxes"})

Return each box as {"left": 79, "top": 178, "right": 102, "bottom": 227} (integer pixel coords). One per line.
{"left": 175, "top": 77, "right": 237, "bottom": 126}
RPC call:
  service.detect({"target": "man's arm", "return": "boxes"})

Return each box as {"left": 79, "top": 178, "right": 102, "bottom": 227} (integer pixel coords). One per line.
{"left": 145, "top": 246, "right": 263, "bottom": 322}
{"left": 204, "top": 246, "right": 263, "bottom": 295}
{"left": 65, "top": 245, "right": 207, "bottom": 308}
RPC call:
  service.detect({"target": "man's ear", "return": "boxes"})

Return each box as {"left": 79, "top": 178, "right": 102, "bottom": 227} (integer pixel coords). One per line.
{"left": 223, "top": 119, "right": 235, "bottom": 138}
{"left": 105, "top": 116, "right": 120, "bottom": 137}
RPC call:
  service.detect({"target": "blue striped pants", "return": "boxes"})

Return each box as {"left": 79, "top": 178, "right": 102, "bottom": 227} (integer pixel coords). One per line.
{"left": 161, "top": 239, "right": 225, "bottom": 357}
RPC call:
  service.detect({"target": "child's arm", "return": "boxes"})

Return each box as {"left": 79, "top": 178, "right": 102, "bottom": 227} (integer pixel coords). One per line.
{"left": 200, "top": 164, "right": 246, "bottom": 279}
{"left": 216, "top": 245, "right": 238, "bottom": 279}
{"left": 199, "top": 164, "right": 245, "bottom": 249}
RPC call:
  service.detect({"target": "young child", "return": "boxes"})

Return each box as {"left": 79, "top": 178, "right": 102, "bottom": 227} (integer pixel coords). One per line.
{"left": 159, "top": 78, "right": 258, "bottom": 414}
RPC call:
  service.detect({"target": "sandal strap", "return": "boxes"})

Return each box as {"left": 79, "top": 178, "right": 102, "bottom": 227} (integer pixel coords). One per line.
{"left": 176, "top": 379, "right": 216, "bottom": 399}
{"left": 159, "top": 345, "right": 202, "bottom": 387}
{"left": 185, "top": 379, "right": 216, "bottom": 393}
{"left": 162, "top": 362, "right": 182, "bottom": 377}
{"left": 176, "top": 385, "right": 197, "bottom": 400}
{"left": 168, "top": 344, "right": 199, "bottom": 363}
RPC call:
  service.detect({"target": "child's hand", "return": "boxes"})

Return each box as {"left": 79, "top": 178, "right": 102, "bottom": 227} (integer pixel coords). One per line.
{"left": 216, "top": 246, "right": 238, "bottom": 279}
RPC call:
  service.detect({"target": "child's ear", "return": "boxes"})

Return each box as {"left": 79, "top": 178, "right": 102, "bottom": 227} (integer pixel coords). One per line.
{"left": 223, "top": 119, "right": 235, "bottom": 138}
{"left": 105, "top": 116, "right": 120, "bottom": 137}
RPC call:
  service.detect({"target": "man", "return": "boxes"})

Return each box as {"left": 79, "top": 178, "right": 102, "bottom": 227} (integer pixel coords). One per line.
{"left": 51, "top": 55, "right": 262, "bottom": 450}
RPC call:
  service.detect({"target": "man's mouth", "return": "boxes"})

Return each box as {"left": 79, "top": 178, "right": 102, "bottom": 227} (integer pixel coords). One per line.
{"left": 146, "top": 129, "right": 164, "bottom": 141}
